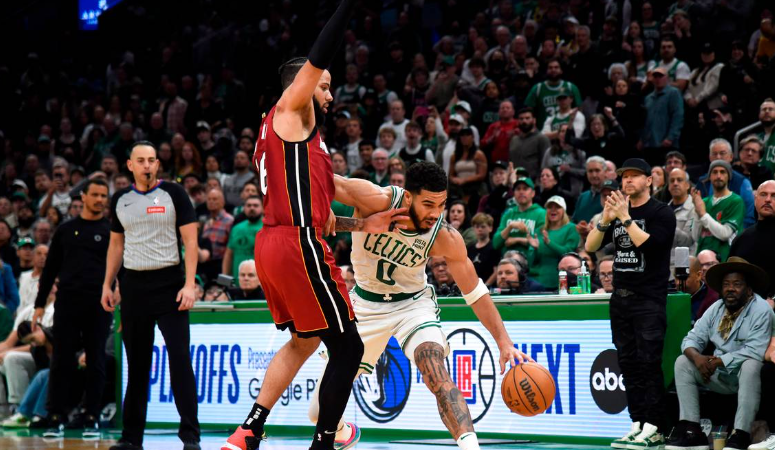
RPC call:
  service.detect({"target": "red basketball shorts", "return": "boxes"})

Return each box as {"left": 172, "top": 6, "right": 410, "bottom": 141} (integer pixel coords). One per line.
{"left": 254, "top": 225, "right": 355, "bottom": 337}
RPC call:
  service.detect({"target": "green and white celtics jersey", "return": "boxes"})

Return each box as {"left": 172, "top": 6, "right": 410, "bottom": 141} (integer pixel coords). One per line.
{"left": 351, "top": 186, "right": 444, "bottom": 295}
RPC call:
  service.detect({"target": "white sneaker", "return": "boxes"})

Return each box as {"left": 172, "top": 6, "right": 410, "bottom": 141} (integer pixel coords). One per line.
{"left": 1, "top": 412, "right": 30, "bottom": 428}
{"left": 628, "top": 423, "right": 665, "bottom": 449}
{"left": 749, "top": 435, "right": 775, "bottom": 450}
{"left": 612, "top": 422, "right": 642, "bottom": 448}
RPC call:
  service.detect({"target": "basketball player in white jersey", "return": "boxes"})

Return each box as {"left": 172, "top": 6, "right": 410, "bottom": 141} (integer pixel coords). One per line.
{"left": 311, "top": 161, "right": 532, "bottom": 450}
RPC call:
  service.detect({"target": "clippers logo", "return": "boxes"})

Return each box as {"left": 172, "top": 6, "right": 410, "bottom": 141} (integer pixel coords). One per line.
{"left": 453, "top": 350, "right": 476, "bottom": 404}
{"left": 446, "top": 328, "right": 495, "bottom": 423}
{"left": 147, "top": 206, "right": 166, "bottom": 214}
{"left": 353, "top": 337, "right": 411, "bottom": 423}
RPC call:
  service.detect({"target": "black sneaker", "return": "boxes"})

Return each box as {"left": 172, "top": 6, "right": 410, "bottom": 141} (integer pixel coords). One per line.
{"left": 42, "top": 422, "right": 65, "bottom": 439}
{"left": 665, "top": 421, "right": 709, "bottom": 450}
{"left": 29, "top": 415, "right": 49, "bottom": 429}
{"left": 182, "top": 442, "right": 201, "bottom": 450}
{"left": 723, "top": 429, "right": 751, "bottom": 450}
{"left": 109, "top": 439, "right": 144, "bottom": 450}
{"left": 82, "top": 417, "right": 100, "bottom": 440}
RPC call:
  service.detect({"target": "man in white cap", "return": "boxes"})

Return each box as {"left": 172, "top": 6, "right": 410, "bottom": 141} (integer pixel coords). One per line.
{"left": 452, "top": 101, "right": 480, "bottom": 145}
{"left": 440, "top": 114, "right": 467, "bottom": 173}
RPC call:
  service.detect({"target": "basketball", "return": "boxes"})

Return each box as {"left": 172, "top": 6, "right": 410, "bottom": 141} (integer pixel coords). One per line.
{"left": 501, "top": 362, "right": 556, "bottom": 416}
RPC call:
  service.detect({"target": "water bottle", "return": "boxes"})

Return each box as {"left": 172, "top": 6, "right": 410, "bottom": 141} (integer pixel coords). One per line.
{"left": 579, "top": 261, "right": 591, "bottom": 294}
{"left": 558, "top": 271, "right": 568, "bottom": 295}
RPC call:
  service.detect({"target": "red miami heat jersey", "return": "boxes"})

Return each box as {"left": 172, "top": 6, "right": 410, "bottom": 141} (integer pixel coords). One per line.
{"left": 253, "top": 106, "right": 334, "bottom": 229}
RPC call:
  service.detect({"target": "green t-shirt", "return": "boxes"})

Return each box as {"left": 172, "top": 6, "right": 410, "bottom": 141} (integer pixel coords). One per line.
{"left": 524, "top": 80, "right": 583, "bottom": 129}
{"left": 758, "top": 131, "right": 775, "bottom": 175}
{"left": 697, "top": 193, "right": 745, "bottom": 261}
{"left": 531, "top": 222, "right": 581, "bottom": 289}
{"left": 227, "top": 219, "right": 264, "bottom": 276}
{"left": 492, "top": 203, "right": 546, "bottom": 263}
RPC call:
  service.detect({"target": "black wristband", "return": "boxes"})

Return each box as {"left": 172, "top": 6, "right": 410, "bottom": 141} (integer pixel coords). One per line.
{"left": 308, "top": 0, "right": 357, "bottom": 70}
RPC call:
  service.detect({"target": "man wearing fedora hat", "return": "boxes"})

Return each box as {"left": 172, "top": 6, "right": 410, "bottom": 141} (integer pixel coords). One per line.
{"left": 667, "top": 258, "right": 772, "bottom": 450}
{"left": 586, "top": 158, "right": 677, "bottom": 449}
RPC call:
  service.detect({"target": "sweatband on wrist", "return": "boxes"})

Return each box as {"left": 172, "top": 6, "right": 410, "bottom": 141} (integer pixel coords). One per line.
{"left": 308, "top": 0, "right": 357, "bottom": 70}
{"left": 463, "top": 279, "right": 489, "bottom": 305}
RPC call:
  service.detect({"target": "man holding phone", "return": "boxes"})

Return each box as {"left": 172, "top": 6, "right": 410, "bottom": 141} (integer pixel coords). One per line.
{"left": 38, "top": 160, "right": 72, "bottom": 217}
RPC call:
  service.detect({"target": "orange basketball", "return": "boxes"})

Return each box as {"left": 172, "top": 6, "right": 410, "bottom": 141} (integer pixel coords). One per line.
{"left": 501, "top": 362, "right": 556, "bottom": 416}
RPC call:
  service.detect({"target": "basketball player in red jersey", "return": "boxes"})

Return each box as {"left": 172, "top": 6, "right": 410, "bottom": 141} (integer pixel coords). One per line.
{"left": 222, "top": 1, "right": 405, "bottom": 450}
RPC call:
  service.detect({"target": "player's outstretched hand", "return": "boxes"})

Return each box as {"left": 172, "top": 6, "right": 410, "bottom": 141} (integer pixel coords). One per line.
{"left": 498, "top": 343, "right": 534, "bottom": 375}
{"left": 362, "top": 208, "right": 410, "bottom": 234}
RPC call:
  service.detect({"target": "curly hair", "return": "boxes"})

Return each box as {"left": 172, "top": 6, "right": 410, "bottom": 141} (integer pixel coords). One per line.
{"left": 405, "top": 161, "right": 448, "bottom": 193}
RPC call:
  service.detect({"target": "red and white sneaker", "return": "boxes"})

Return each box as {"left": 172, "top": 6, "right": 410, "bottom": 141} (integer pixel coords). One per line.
{"left": 221, "top": 427, "right": 265, "bottom": 450}
{"left": 334, "top": 422, "right": 361, "bottom": 450}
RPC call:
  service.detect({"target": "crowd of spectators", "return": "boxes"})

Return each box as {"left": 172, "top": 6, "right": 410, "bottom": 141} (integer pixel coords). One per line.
{"left": 1, "top": 0, "right": 775, "bottom": 438}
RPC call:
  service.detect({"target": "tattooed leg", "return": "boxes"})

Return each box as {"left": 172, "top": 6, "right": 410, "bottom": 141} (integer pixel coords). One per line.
{"left": 414, "top": 341, "right": 474, "bottom": 439}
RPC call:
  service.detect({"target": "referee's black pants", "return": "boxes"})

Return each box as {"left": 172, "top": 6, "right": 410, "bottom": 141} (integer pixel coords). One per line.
{"left": 120, "top": 266, "right": 199, "bottom": 445}
{"left": 610, "top": 291, "right": 667, "bottom": 431}
{"left": 48, "top": 290, "right": 112, "bottom": 418}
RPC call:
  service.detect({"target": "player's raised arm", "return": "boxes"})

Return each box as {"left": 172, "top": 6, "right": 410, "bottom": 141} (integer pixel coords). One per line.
{"left": 277, "top": 0, "right": 357, "bottom": 112}
{"left": 431, "top": 223, "right": 532, "bottom": 373}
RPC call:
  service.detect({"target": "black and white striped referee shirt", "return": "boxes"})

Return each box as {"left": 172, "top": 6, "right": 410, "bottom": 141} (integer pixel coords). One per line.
{"left": 110, "top": 181, "right": 196, "bottom": 271}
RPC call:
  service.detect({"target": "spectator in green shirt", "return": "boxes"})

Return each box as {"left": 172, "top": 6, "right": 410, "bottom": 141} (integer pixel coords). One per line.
{"left": 693, "top": 160, "right": 745, "bottom": 261}
{"left": 222, "top": 196, "right": 263, "bottom": 276}
{"left": 529, "top": 196, "right": 580, "bottom": 289}
{"left": 493, "top": 177, "right": 546, "bottom": 263}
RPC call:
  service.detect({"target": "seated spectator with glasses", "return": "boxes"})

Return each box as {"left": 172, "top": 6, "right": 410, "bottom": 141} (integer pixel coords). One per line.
{"left": 697, "top": 249, "right": 719, "bottom": 283}
{"left": 428, "top": 256, "right": 459, "bottom": 296}
{"left": 595, "top": 256, "right": 614, "bottom": 294}
{"left": 557, "top": 251, "right": 601, "bottom": 293}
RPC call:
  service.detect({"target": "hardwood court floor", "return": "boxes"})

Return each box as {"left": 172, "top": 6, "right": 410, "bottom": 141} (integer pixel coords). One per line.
{"left": 0, "top": 430, "right": 611, "bottom": 450}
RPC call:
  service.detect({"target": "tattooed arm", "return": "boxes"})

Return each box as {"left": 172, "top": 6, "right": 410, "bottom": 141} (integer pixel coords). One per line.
{"left": 414, "top": 341, "right": 473, "bottom": 440}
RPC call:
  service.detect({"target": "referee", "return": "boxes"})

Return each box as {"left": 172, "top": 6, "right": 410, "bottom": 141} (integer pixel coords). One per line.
{"left": 101, "top": 142, "right": 200, "bottom": 450}
{"left": 585, "top": 158, "right": 676, "bottom": 449}
{"left": 32, "top": 178, "right": 112, "bottom": 438}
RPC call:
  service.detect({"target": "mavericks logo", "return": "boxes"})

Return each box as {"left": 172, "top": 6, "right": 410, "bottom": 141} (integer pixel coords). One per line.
{"left": 589, "top": 349, "right": 627, "bottom": 414}
{"left": 445, "top": 328, "right": 496, "bottom": 423}
{"left": 353, "top": 337, "right": 412, "bottom": 423}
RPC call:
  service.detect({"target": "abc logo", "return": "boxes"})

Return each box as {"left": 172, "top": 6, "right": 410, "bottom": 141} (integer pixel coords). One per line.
{"left": 589, "top": 349, "right": 627, "bottom": 414}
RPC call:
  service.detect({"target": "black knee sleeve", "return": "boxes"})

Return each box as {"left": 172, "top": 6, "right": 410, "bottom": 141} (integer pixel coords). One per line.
{"left": 315, "top": 323, "right": 363, "bottom": 433}
{"left": 321, "top": 322, "right": 364, "bottom": 373}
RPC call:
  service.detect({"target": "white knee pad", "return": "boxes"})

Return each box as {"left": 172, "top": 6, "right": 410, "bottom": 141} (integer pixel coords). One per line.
{"left": 403, "top": 326, "right": 449, "bottom": 365}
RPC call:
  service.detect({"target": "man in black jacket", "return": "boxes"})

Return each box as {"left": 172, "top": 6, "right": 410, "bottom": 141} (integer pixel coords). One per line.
{"left": 730, "top": 180, "right": 775, "bottom": 301}
{"left": 32, "top": 179, "right": 111, "bottom": 438}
